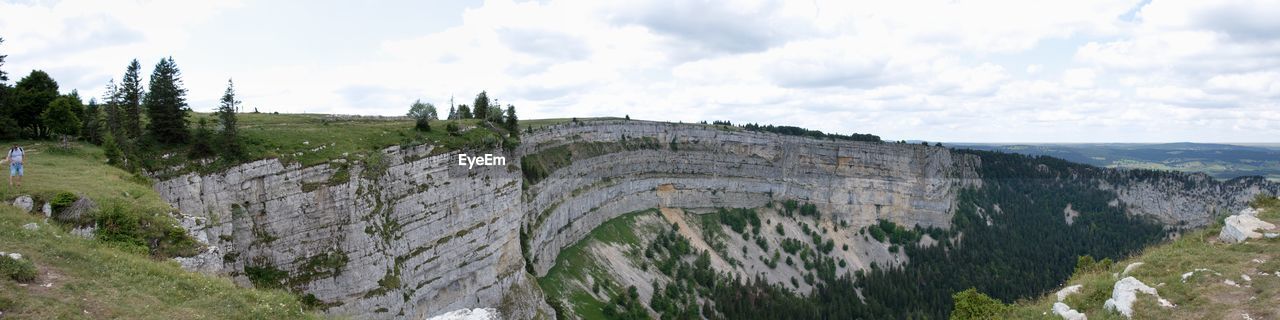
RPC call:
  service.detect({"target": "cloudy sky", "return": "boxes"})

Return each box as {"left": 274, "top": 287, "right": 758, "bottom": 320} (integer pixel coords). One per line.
{"left": 2, "top": 0, "right": 1278, "bottom": 142}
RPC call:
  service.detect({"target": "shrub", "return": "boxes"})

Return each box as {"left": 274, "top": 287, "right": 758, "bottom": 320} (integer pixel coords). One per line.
{"left": 950, "top": 288, "right": 1007, "bottom": 319}
{"left": 0, "top": 255, "right": 38, "bottom": 282}
{"left": 49, "top": 191, "right": 78, "bottom": 214}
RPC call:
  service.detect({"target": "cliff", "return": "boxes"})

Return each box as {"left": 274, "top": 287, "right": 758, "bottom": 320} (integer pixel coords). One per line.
{"left": 151, "top": 119, "right": 1275, "bottom": 319}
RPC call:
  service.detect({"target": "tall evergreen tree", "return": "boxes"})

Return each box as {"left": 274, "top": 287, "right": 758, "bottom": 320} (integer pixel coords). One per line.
{"left": 0, "top": 37, "right": 8, "bottom": 83}
{"left": 101, "top": 79, "right": 123, "bottom": 139}
{"left": 12, "top": 70, "right": 59, "bottom": 137}
{"left": 82, "top": 98, "right": 102, "bottom": 144}
{"left": 120, "top": 59, "right": 145, "bottom": 140}
{"left": 216, "top": 79, "right": 244, "bottom": 160}
{"left": 504, "top": 105, "right": 518, "bottom": 132}
{"left": 143, "top": 57, "right": 189, "bottom": 144}
{"left": 447, "top": 105, "right": 456, "bottom": 120}
{"left": 473, "top": 91, "right": 489, "bottom": 121}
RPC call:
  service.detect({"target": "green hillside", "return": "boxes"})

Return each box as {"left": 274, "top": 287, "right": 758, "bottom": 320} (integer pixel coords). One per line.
{"left": 999, "top": 196, "right": 1280, "bottom": 319}
{"left": 0, "top": 141, "right": 314, "bottom": 319}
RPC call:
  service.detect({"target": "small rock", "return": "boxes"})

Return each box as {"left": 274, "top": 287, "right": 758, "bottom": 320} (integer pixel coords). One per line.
{"left": 8, "top": 253, "right": 21, "bottom": 260}
{"left": 22, "top": 222, "right": 39, "bottom": 230}
{"left": 41, "top": 202, "right": 52, "bottom": 218}
{"left": 1052, "top": 302, "right": 1086, "bottom": 320}
{"left": 12, "top": 195, "right": 33, "bottom": 212}
{"left": 1242, "top": 274, "right": 1252, "bottom": 282}
{"left": 1225, "top": 279, "right": 1240, "bottom": 287}
{"left": 1056, "top": 284, "right": 1083, "bottom": 302}
{"left": 1104, "top": 277, "right": 1173, "bottom": 318}
{"left": 1122, "top": 262, "right": 1144, "bottom": 275}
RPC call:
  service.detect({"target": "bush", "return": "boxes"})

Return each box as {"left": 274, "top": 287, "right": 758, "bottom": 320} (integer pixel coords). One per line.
{"left": 49, "top": 191, "right": 78, "bottom": 214}
{"left": 0, "top": 255, "right": 38, "bottom": 283}
{"left": 950, "top": 288, "right": 1007, "bottom": 319}
{"left": 94, "top": 203, "right": 200, "bottom": 257}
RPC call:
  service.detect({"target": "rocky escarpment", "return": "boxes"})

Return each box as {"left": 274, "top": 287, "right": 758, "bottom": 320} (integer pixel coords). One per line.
{"left": 154, "top": 144, "right": 545, "bottom": 319}
{"left": 151, "top": 119, "right": 1276, "bottom": 319}
{"left": 516, "top": 120, "right": 981, "bottom": 275}
{"left": 1101, "top": 174, "right": 1279, "bottom": 228}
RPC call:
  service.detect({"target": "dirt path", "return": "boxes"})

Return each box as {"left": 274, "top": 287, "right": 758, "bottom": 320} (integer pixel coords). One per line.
{"left": 658, "top": 207, "right": 734, "bottom": 272}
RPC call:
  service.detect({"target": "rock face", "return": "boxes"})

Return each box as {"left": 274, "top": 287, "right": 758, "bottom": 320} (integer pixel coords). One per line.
{"left": 1219, "top": 208, "right": 1275, "bottom": 243}
{"left": 151, "top": 119, "right": 1276, "bottom": 319}
{"left": 517, "top": 120, "right": 981, "bottom": 275}
{"left": 1102, "top": 175, "right": 1276, "bottom": 228}
{"left": 154, "top": 144, "right": 540, "bottom": 319}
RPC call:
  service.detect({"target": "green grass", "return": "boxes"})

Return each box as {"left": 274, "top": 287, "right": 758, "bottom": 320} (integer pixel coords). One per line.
{"left": 538, "top": 209, "right": 657, "bottom": 320}
{"left": 0, "top": 204, "right": 314, "bottom": 319}
{"left": 0, "top": 141, "right": 199, "bottom": 257}
{"left": 1006, "top": 197, "right": 1280, "bottom": 319}
{"left": 519, "top": 117, "right": 623, "bottom": 131}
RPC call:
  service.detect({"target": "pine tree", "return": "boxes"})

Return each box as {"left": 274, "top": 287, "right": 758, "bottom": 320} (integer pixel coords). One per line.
{"left": 188, "top": 118, "right": 214, "bottom": 159}
{"left": 447, "top": 105, "right": 456, "bottom": 120}
{"left": 504, "top": 105, "right": 518, "bottom": 132}
{"left": 0, "top": 36, "right": 8, "bottom": 83}
{"left": 216, "top": 79, "right": 244, "bottom": 160}
{"left": 119, "top": 59, "right": 144, "bottom": 140}
{"left": 82, "top": 98, "right": 102, "bottom": 144}
{"left": 101, "top": 133, "right": 122, "bottom": 165}
{"left": 143, "top": 57, "right": 189, "bottom": 144}
{"left": 473, "top": 91, "right": 489, "bottom": 121}
{"left": 457, "top": 104, "right": 472, "bottom": 119}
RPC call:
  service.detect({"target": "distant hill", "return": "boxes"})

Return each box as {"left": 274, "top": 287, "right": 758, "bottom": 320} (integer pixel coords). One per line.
{"left": 952, "top": 142, "right": 1280, "bottom": 182}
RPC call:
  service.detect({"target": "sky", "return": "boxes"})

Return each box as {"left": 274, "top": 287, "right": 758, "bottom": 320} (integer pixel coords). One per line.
{"left": 1, "top": 0, "right": 1278, "bottom": 143}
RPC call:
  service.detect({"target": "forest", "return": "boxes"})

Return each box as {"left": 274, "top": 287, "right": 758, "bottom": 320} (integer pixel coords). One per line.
{"left": 586, "top": 150, "right": 1174, "bottom": 319}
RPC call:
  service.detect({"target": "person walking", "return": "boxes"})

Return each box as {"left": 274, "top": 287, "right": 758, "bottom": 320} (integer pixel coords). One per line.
{"left": 5, "top": 144, "right": 26, "bottom": 188}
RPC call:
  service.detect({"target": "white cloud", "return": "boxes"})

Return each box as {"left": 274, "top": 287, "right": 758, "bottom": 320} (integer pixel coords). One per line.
{"left": 1, "top": 0, "right": 1278, "bottom": 142}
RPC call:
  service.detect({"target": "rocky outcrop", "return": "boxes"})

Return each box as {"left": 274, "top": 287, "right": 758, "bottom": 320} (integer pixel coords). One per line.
{"left": 154, "top": 144, "right": 541, "bottom": 319}
{"left": 1103, "top": 276, "right": 1174, "bottom": 318}
{"left": 1219, "top": 208, "right": 1276, "bottom": 243}
{"left": 1102, "top": 175, "right": 1277, "bottom": 228}
{"left": 517, "top": 120, "right": 981, "bottom": 275}
{"left": 151, "top": 119, "right": 1275, "bottom": 319}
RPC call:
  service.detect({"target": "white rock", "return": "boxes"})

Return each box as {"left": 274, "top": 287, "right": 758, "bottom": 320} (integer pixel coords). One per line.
{"left": 1104, "top": 277, "right": 1173, "bottom": 318}
{"left": 1056, "top": 284, "right": 1083, "bottom": 302}
{"left": 12, "top": 195, "right": 33, "bottom": 212}
{"left": 1225, "top": 279, "right": 1240, "bottom": 287}
{"left": 1181, "top": 268, "right": 1219, "bottom": 282}
{"left": 22, "top": 222, "right": 38, "bottom": 230}
{"left": 7, "top": 252, "right": 21, "bottom": 260}
{"left": 427, "top": 308, "right": 499, "bottom": 320}
{"left": 1053, "top": 302, "right": 1087, "bottom": 320}
{"left": 41, "top": 202, "right": 52, "bottom": 218}
{"left": 1122, "top": 262, "right": 1144, "bottom": 275}
{"left": 1219, "top": 211, "right": 1276, "bottom": 243}
{"left": 1242, "top": 274, "right": 1252, "bottom": 282}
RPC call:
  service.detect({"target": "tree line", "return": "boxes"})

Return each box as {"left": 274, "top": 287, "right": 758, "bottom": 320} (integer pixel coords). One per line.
{"left": 0, "top": 35, "right": 245, "bottom": 171}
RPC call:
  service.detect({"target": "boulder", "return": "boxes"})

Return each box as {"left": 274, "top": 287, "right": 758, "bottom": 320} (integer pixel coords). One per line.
{"left": 1219, "top": 210, "right": 1276, "bottom": 243}
{"left": 1056, "top": 284, "right": 1083, "bottom": 302}
{"left": 1052, "top": 302, "right": 1087, "bottom": 320}
{"left": 56, "top": 196, "right": 98, "bottom": 224}
{"left": 41, "top": 202, "right": 51, "bottom": 218}
{"left": 11, "top": 195, "right": 33, "bottom": 212}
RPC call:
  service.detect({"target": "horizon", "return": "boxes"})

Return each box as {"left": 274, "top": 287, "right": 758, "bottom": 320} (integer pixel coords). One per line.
{"left": 2, "top": 0, "right": 1279, "bottom": 143}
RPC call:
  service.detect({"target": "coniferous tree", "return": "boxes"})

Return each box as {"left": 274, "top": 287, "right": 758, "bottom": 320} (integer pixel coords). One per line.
{"left": 82, "top": 98, "right": 102, "bottom": 144}
{"left": 119, "top": 59, "right": 144, "bottom": 140}
{"left": 447, "top": 105, "right": 456, "bottom": 120}
{"left": 473, "top": 91, "right": 489, "bottom": 121}
{"left": 0, "top": 36, "right": 7, "bottom": 83}
{"left": 143, "top": 57, "right": 189, "bottom": 144}
{"left": 216, "top": 79, "right": 244, "bottom": 160}
{"left": 188, "top": 118, "right": 214, "bottom": 159}
{"left": 0, "top": 37, "right": 13, "bottom": 139}
{"left": 504, "top": 105, "right": 518, "bottom": 132}
{"left": 457, "top": 104, "right": 472, "bottom": 119}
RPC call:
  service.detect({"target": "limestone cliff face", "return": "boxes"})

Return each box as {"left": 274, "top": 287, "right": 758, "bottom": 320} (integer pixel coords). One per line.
{"left": 1101, "top": 174, "right": 1279, "bottom": 228}
{"left": 516, "top": 120, "right": 981, "bottom": 275}
{"left": 152, "top": 119, "right": 1274, "bottom": 319}
{"left": 154, "top": 144, "right": 542, "bottom": 319}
